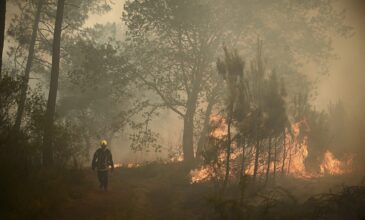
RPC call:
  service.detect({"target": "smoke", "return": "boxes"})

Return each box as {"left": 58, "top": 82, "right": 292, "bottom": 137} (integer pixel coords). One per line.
{"left": 314, "top": 0, "right": 365, "bottom": 116}
{"left": 313, "top": 0, "right": 365, "bottom": 174}
{"left": 3, "top": 0, "right": 365, "bottom": 168}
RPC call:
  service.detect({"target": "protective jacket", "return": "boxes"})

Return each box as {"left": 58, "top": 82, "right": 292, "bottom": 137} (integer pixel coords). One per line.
{"left": 92, "top": 148, "right": 114, "bottom": 171}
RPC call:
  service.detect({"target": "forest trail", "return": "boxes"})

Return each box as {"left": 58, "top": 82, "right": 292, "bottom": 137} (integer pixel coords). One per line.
{"left": 52, "top": 168, "right": 135, "bottom": 220}
{"left": 51, "top": 163, "right": 197, "bottom": 220}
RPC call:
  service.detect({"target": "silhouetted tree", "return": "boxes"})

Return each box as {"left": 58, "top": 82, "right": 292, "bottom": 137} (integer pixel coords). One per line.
{"left": 13, "top": 0, "right": 44, "bottom": 136}
{"left": 0, "top": 0, "right": 5, "bottom": 77}
{"left": 217, "top": 46, "right": 245, "bottom": 189}
{"left": 263, "top": 71, "right": 288, "bottom": 183}
{"left": 123, "top": 0, "right": 238, "bottom": 163}
{"left": 42, "top": 0, "right": 65, "bottom": 166}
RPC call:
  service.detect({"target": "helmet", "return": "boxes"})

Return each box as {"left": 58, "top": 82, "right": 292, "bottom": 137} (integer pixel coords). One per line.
{"left": 100, "top": 140, "right": 108, "bottom": 146}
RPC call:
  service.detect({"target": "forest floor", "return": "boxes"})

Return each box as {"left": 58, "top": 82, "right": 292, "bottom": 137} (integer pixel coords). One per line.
{"left": 52, "top": 168, "right": 132, "bottom": 220}
{"left": 50, "top": 162, "right": 363, "bottom": 220}
{"left": 51, "top": 162, "right": 206, "bottom": 220}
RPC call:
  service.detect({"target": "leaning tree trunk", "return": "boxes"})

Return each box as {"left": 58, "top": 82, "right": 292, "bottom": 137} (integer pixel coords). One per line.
{"left": 42, "top": 0, "right": 65, "bottom": 167}
{"left": 13, "top": 0, "right": 43, "bottom": 135}
{"left": 0, "top": 0, "right": 6, "bottom": 77}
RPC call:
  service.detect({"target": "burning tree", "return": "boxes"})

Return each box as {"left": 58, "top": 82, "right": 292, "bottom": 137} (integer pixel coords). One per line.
{"left": 190, "top": 42, "right": 353, "bottom": 199}
{"left": 216, "top": 46, "right": 245, "bottom": 190}
{"left": 192, "top": 43, "right": 289, "bottom": 198}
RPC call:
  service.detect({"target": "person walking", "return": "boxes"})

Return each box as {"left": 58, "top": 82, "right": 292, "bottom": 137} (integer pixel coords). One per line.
{"left": 92, "top": 140, "right": 114, "bottom": 191}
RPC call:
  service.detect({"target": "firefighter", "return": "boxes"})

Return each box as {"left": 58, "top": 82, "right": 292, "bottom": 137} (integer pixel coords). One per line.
{"left": 92, "top": 140, "right": 114, "bottom": 191}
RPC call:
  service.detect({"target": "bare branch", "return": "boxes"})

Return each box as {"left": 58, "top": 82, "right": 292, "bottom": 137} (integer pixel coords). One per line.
{"left": 135, "top": 71, "right": 185, "bottom": 118}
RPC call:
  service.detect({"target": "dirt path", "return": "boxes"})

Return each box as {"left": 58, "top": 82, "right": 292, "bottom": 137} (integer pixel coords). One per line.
{"left": 52, "top": 169, "right": 141, "bottom": 220}
{"left": 51, "top": 164, "right": 196, "bottom": 220}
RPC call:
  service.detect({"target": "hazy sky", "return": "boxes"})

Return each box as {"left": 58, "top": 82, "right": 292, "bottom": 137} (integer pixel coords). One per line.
{"left": 85, "top": 0, "right": 125, "bottom": 28}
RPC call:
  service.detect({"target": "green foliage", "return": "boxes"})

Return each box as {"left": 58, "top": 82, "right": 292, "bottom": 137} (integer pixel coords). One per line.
{"left": 59, "top": 26, "right": 141, "bottom": 153}
{"left": 0, "top": 75, "right": 21, "bottom": 137}
{"left": 123, "top": 0, "right": 242, "bottom": 159}
{"left": 129, "top": 128, "right": 162, "bottom": 153}
{"left": 0, "top": 76, "right": 88, "bottom": 219}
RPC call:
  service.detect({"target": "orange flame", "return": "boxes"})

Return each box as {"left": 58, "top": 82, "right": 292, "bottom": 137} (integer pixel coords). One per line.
{"left": 113, "top": 162, "right": 141, "bottom": 168}
{"left": 190, "top": 167, "right": 214, "bottom": 183}
{"left": 190, "top": 119, "right": 353, "bottom": 183}
{"left": 210, "top": 115, "right": 228, "bottom": 138}
{"left": 320, "top": 150, "right": 352, "bottom": 175}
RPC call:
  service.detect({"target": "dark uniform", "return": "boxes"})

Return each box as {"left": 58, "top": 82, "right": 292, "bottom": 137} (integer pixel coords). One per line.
{"left": 92, "top": 148, "right": 114, "bottom": 190}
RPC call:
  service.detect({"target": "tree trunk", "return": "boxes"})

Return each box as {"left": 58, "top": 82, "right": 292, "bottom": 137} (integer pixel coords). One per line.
{"left": 265, "top": 137, "right": 272, "bottom": 184}
{"left": 240, "top": 137, "right": 246, "bottom": 179}
{"left": 273, "top": 137, "right": 278, "bottom": 180}
{"left": 196, "top": 89, "right": 217, "bottom": 158}
{"left": 281, "top": 130, "right": 286, "bottom": 175}
{"left": 182, "top": 69, "right": 203, "bottom": 163}
{"left": 13, "top": 0, "right": 43, "bottom": 135}
{"left": 83, "top": 133, "right": 91, "bottom": 159}
{"left": 42, "top": 0, "right": 65, "bottom": 167}
{"left": 182, "top": 111, "right": 194, "bottom": 163}
{"left": 182, "top": 93, "right": 198, "bottom": 163}
{"left": 223, "top": 106, "right": 232, "bottom": 188}
{"left": 0, "top": 0, "right": 6, "bottom": 77}
{"left": 253, "top": 139, "right": 260, "bottom": 182}
{"left": 287, "top": 142, "right": 293, "bottom": 175}
{"left": 239, "top": 137, "right": 246, "bottom": 205}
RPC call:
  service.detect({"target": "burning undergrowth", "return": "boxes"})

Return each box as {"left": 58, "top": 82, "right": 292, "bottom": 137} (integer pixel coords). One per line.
{"left": 190, "top": 116, "right": 354, "bottom": 184}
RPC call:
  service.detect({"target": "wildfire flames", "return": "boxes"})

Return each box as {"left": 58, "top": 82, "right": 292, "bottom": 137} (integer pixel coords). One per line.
{"left": 320, "top": 150, "right": 353, "bottom": 175}
{"left": 114, "top": 162, "right": 141, "bottom": 168}
{"left": 190, "top": 118, "right": 353, "bottom": 183}
{"left": 190, "top": 167, "right": 213, "bottom": 183}
{"left": 210, "top": 115, "right": 228, "bottom": 138}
